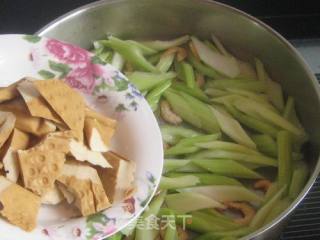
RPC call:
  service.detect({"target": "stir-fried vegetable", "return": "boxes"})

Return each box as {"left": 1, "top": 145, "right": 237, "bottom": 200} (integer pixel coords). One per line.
{"left": 93, "top": 34, "right": 309, "bottom": 240}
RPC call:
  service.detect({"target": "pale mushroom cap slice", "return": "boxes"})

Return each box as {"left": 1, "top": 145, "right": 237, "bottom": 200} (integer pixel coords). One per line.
{"left": 32, "top": 79, "right": 85, "bottom": 141}
{"left": 17, "top": 80, "right": 63, "bottom": 124}
{"left": 0, "top": 176, "right": 41, "bottom": 232}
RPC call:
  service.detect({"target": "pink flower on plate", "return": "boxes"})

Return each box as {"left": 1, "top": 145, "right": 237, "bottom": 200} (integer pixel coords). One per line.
{"left": 46, "top": 39, "right": 89, "bottom": 64}
{"left": 92, "top": 222, "right": 116, "bottom": 239}
{"left": 65, "top": 66, "right": 95, "bottom": 93}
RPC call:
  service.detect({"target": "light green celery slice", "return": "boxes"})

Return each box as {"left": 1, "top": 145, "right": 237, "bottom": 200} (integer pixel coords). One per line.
{"left": 211, "top": 106, "right": 256, "bottom": 149}
{"left": 192, "top": 159, "right": 263, "bottom": 179}
{"left": 160, "top": 175, "right": 200, "bottom": 190}
{"left": 165, "top": 192, "right": 225, "bottom": 214}
{"left": 160, "top": 125, "right": 202, "bottom": 145}
{"left": 289, "top": 161, "right": 309, "bottom": 199}
{"left": 164, "top": 159, "right": 190, "bottom": 173}
{"left": 143, "top": 35, "right": 190, "bottom": 51}
{"left": 177, "top": 185, "right": 263, "bottom": 204}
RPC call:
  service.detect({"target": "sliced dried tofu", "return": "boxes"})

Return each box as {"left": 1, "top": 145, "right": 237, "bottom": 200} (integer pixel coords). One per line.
{"left": 32, "top": 79, "right": 85, "bottom": 141}
{"left": 41, "top": 184, "right": 64, "bottom": 205}
{"left": 85, "top": 107, "right": 117, "bottom": 128}
{"left": 17, "top": 80, "right": 63, "bottom": 123}
{"left": 2, "top": 129, "right": 30, "bottom": 182}
{"left": 0, "top": 176, "right": 41, "bottom": 232}
{"left": 0, "top": 111, "right": 16, "bottom": 148}
{"left": 34, "top": 131, "right": 71, "bottom": 154}
{"left": 84, "top": 118, "right": 115, "bottom": 152}
{"left": 58, "top": 162, "right": 111, "bottom": 215}
{"left": 0, "top": 98, "right": 56, "bottom": 136}
{"left": 0, "top": 80, "right": 23, "bottom": 103}
{"left": 57, "top": 183, "right": 75, "bottom": 204}
{"left": 18, "top": 149, "right": 66, "bottom": 196}
{"left": 69, "top": 139, "right": 111, "bottom": 168}
{"left": 98, "top": 151, "right": 136, "bottom": 203}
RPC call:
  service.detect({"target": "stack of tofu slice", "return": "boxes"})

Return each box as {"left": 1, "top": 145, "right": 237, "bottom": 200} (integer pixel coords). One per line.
{"left": 0, "top": 78, "right": 136, "bottom": 231}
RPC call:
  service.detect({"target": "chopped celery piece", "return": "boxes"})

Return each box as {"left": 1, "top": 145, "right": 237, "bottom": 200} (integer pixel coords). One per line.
{"left": 265, "top": 182, "right": 279, "bottom": 201}
{"left": 225, "top": 88, "right": 269, "bottom": 104}
{"left": 101, "top": 36, "right": 157, "bottom": 72}
{"left": 156, "top": 53, "right": 175, "bottom": 72}
{"left": 180, "top": 61, "right": 196, "bottom": 88}
{"left": 234, "top": 98, "right": 305, "bottom": 137}
{"left": 277, "top": 131, "right": 293, "bottom": 195}
{"left": 111, "top": 52, "right": 125, "bottom": 70}
{"left": 165, "top": 145, "right": 200, "bottom": 156}
{"left": 190, "top": 150, "right": 278, "bottom": 167}
{"left": 160, "top": 125, "right": 202, "bottom": 145}
{"left": 175, "top": 162, "right": 208, "bottom": 173}
{"left": 179, "top": 91, "right": 220, "bottom": 133}
{"left": 164, "top": 159, "right": 190, "bottom": 173}
{"left": 107, "top": 232, "right": 123, "bottom": 240}
{"left": 196, "top": 141, "right": 261, "bottom": 155}
{"left": 209, "top": 79, "right": 265, "bottom": 92}
{"left": 148, "top": 52, "right": 161, "bottom": 64}
{"left": 250, "top": 186, "right": 286, "bottom": 230}
{"left": 146, "top": 80, "right": 172, "bottom": 111}
{"left": 289, "top": 161, "right": 309, "bottom": 199}
{"left": 205, "top": 88, "right": 229, "bottom": 97}
{"left": 127, "top": 71, "right": 176, "bottom": 91}
{"left": 191, "top": 37, "right": 240, "bottom": 78}
{"left": 165, "top": 192, "right": 224, "bottom": 213}
{"left": 191, "top": 159, "right": 263, "bottom": 179}
{"left": 166, "top": 172, "right": 242, "bottom": 186}
{"left": 283, "top": 96, "right": 303, "bottom": 128}
{"left": 226, "top": 105, "right": 279, "bottom": 137}
{"left": 178, "top": 185, "right": 263, "bottom": 204}
{"left": 126, "top": 40, "right": 158, "bottom": 55}
{"left": 204, "top": 40, "right": 219, "bottom": 52}
{"left": 143, "top": 35, "right": 190, "bottom": 51}
{"left": 211, "top": 106, "right": 256, "bottom": 149}
{"left": 135, "top": 191, "right": 166, "bottom": 240}
{"left": 172, "top": 82, "right": 210, "bottom": 102}
{"left": 192, "top": 211, "right": 241, "bottom": 230}
{"left": 264, "top": 197, "right": 291, "bottom": 225}
{"left": 266, "top": 78, "right": 285, "bottom": 111}
{"left": 187, "top": 53, "right": 222, "bottom": 79}
{"left": 160, "top": 175, "right": 200, "bottom": 190}
{"left": 164, "top": 209, "right": 179, "bottom": 240}
{"left": 176, "top": 134, "right": 221, "bottom": 147}
{"left": 195, "top": 227, "right": 252, "bottom": 239}
{"left": 251, "top": 134, "right": 278, "bottom": 157}
{"left": 163, "top": 89, "right": 202, "bottom": 128}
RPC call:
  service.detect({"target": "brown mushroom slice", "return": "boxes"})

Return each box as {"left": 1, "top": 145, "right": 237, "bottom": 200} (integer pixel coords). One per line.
{"left": 1, "top": 128, "right": 30, "bottom": 182}
{"left": 32, "top": 79, "right": 85, "bottom": 141}
{"left": 97, "top": 151, "right": 136, "bottom": 203}
{"left": 0, "top": 176, "right": 41, "bottom": 232}
{"left": 84, "top": 117, "right": 115, "bottom": 152}
{"left": 17, "top": 80, "right": 63, "bottom": 124}
{"left": 57, "top": 162, "right": 111, "bottom": 216}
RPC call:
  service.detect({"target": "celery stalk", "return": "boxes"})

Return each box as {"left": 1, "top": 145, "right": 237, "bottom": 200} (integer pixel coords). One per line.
{"left": 211, "top": 106, "right": 256, "bottom": 149}
{"left": 289, "top": 161, "right": 309, "bottom": 199}
{"left": 190, "top": 150, "right": 278, "bottom": 167}
{"left": 146, "top": 79, "right": 172, "bottom": 111}
{"left": 175, "top": 162, "right": 209, "bottom": 173}
{"left": 250, "top": 186, "right": 286, "bottom": 230}
{"left": 164, "top": 145, "right": 200, "bottom": 156}
{"left": 265, "top": 182, "right": 279, "bottom": 201}
{"left": 205, "top": 88, "right": 229, "bottom": 97}
{"left": 180, "top": 62, "right": 196, "bottom": 88}
{"left": 156, "top": 53, "right": 175, "bottom": 72}
{"left": 111, "top": 52, "right": 125, "bottom": 71}
{"left": 209, "top": 79, "right": 266, "bottom": 92}
{"left": 160, "top": 175, "right": 200, "bottom": 190}
{"left": 263, "top": 197, "right": 291, "bottom": 225}
{"left": 127, "top": 71, "right": 176, "bottom": 91}
{"left": 251, "top": 134, "right": 278, "bottom": 157}
{"left": 166, "top": 172, "right": 242, "bottom": 186}
{"left": 176, "top": 134, "right": 221, "bottom": 146}
{"left": 277, "top": 131, "right": 293, "bottom": 195}
{"left": 178, "top": 185, "right": 263, "bottom": 204}
{"left": 164, "top": 159, "right": 190, "bottom": 172}
{"left": 165, "top": 192, "right": 225, "bottom": 213}
{"left": 126, "top": 40, "right": 158, "bottom": 55}
{"left": 196, "top": 141, "right": 261, "bottom": 155}
{"left": 164, "top": 209, "right": 179, "bottom": 240}
{"left": 172, "top": 82, "right": 210, "bottom": 102}
{"left": 160, "top": 125, "right": 202, "bottom": 145}
{"left": 191, "top": 159, "right": 263, "bottom": 179}
{"left": 143, "top": 35, "right": 190, "bottom": 51}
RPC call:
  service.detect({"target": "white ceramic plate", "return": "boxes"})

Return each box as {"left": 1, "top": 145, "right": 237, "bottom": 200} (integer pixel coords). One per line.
{"left": 0, "top": 34, "right": 163, "bottom": 240}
